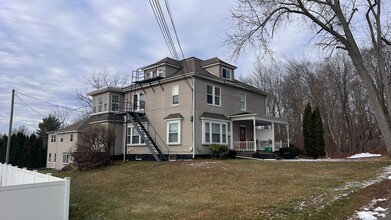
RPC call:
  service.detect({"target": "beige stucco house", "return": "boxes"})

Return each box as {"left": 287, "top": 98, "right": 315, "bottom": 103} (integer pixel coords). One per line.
{"left": 47, "top": 56, "right": 289, "bottom": 168}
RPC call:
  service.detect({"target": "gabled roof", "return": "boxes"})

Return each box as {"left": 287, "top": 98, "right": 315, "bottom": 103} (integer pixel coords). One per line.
{"left": 142, "top": 57, "right": 181, "bottom": 70}
{"left": 49, "top": 117, "right": 91, "bottom": 134}
{"left": 201, "top": 57, "right": 237, "bottom": 69}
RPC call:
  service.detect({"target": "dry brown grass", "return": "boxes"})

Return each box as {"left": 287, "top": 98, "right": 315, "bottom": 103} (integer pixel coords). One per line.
{"left": 47, "top": 159, "right": 391, "bottom": 220}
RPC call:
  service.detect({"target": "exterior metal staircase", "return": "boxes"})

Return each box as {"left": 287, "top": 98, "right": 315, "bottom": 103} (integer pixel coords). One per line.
{"left": 126, "top": 112, "right": 167, "bottom": 162}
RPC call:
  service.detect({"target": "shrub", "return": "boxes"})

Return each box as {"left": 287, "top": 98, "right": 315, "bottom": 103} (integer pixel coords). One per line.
{"left": 72, "top": 124, "right": 114, "bottom": 171}
{"left": 278, "top": 147, "right": 302, "bottom": 159}
{"left": 209, "top": 144, "right": 228, "bottom": 159}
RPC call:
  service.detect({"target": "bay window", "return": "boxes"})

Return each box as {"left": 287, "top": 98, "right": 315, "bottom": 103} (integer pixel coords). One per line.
{"left": 202, "top": 120, "right": 228, "bottom": 144}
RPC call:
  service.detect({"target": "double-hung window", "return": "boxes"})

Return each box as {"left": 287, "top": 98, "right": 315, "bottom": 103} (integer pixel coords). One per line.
{"left": 48, "top": 153, "right": 51, "bottom": 162}
{"left": 240, "top": 93, "right": 246, "bottom": 111}
{"left": 112, "top": 95, "right": 119, "bottom": 112}
{"left": 70, "top": 134, "right": 74, "bottom": 142}
{"left": 103, "top": 96, "right": 108, "bottom": 111}
{"left": 51, "top": 134, "right": 56, "bottom": 142}
{"left": 62, "top": 153, "right": 69, "bottom": 164}
{"left": 98, "top": 97, "right": 103, "bottom": 112}
{"left": 203, "top": 121, "right": 228, "bottom": 145}
{"left": 60, "top": 135, "right": 63, "bottom": 143}
{"left": 222, "top": 68, "right": 231, "bottom": 80}
{"left": 172, "top": 85, "right": 179, "bottom": 105}
{"left": 127, "top": 126, "right": 145, "bottom": 145}
{"left": 93, "top": 98, "right": 97, "bottom": 113}
{"left": 207, "top": 85, "right": 221, "bottom": 106}
{"left": 167, "top": 120, "right": 181, "bottom": 145}
{"left": 133, "top": 93, "right": 145, "bottom": 111}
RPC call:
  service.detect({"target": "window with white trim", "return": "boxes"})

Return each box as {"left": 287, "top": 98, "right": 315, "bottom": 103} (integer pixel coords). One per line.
{"left": 93, "top": 98, "right": 96, "bottom": 113}
{"left": 48, "top": 153, "right": 51, "bottom": 162}
{"left": 60, "top": 135, "right": 63, "bottom": 143}
{"left": 167, "top": 120, "right": 181, "bottom": 145}
{"left": 54, "top": 153, "right": 56, "bottom": 163}
{"left": 222, "top": 68, "right": 231, "bottom": 80}
{"left": 207, "top": 85, "right": 221, "bottom": 106}
{"left": 62, "top": 153, "right": 69, "bottom": 164}
{"left": 98, "top": 96, "right": 103, "bottom": 112}
{"left": 70, "top": 134, "right": 74, "bottom": 142}
{"left": 133, "top": 93, "right": 145, "bottom": 111}
{"left": 202, "top": 120, "right": 228, "bottom": 144}
{"left": 51, "top": 134, "right": 56, "bottom": 142}
{"left": 172, "top": 85, "right": 179, "bottom": 105}
{"left": 240, "top": 93, "right": 246, "bottom": 111}
{"left": 127, "top": 126, "right": 145, "bottom": 145}
{"left": 112, "top": 95, "right": 119, "bottom": 112}
{"left": 103, "top": 96, "right": 108, "bottom": 111}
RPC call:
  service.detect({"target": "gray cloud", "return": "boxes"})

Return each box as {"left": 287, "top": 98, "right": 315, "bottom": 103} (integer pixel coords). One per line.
{"left": 0, "top": 0, "right": 307, "bottom": 134}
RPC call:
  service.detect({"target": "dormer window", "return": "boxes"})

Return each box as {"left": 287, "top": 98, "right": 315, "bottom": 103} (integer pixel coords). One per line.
{"left": 222, "top": 68, "right": 232, "bottom": 80}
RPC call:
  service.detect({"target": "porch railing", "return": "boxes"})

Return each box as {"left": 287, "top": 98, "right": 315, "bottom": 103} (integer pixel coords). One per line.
{"left": 233, "top": 141, "right": 255, "bottom": 152}
{"left": 233, "top": 141, "right": 288, "bottom": 152}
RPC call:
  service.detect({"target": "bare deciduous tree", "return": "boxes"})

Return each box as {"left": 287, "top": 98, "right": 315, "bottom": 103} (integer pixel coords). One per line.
{"left": 75, "top": 69, "right": 129, "bottom": 107}
{"left": 226, "top": 0, "right": 391, "bottom": 155}
{"left": 72, "top": 124, "right": 114, "bottom": 170}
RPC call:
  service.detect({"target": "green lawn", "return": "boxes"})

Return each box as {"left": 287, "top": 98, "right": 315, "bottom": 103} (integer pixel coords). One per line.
{"left": 47, "top": 159, "right": 391, "bottom": 220}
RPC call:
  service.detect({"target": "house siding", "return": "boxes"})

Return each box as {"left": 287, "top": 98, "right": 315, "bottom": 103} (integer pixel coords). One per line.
{"left": 126, "top": 78, "right": 194, "bottom": 155}
{"left": 193, "top": 76, "right": 266, "bottom": 154}
{"left": 46, "top": 132, "right": 78, "bottom": 170}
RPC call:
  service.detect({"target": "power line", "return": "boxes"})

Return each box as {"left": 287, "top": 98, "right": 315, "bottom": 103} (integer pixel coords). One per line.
{"left": 16, "top": 90, "right": 89, "bottom": 112}
{"left": 149, "top": 0, "right": 179, "bottom": 60}
{"left": 15, "top": 93, "right": 46, "bottom": 117}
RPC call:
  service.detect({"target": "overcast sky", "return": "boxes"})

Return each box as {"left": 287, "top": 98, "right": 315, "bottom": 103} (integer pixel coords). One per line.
{"left": 0, "top": 0, "right": 313, "bottom": 134}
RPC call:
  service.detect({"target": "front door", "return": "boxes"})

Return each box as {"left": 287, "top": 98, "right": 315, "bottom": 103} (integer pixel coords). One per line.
{"left": 239, "top": 126, "right": 246, "bottom": 150}
{"left": 240, "top": 126, "right": 246, "bottom": 141}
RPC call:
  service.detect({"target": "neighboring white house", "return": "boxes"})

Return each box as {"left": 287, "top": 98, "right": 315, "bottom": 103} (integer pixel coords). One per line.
{"left": 47, "top": 118, "right": 89, "bottom": 170}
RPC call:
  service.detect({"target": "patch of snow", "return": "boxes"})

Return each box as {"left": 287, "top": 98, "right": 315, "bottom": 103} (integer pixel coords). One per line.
{"left": 356, "top": 211, "right": 377, "bottom": 220}
{"left": 347, "top": 153, "right": 382, "bottom": 159}
{"left": 378, "top": 213, "right": 386, "bottom": 218}
{"left": 388, "top": 176, "right": 391, "bottom": 180}
{"left": 374, "top": 207, "right": 387, "bottom": 212}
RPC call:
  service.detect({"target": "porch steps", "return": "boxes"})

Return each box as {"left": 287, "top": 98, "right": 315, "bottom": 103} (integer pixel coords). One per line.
{"left": 236, "top": 151, "right": 276, "bottom": 159}
{"left": 126, "top": 112, "right": 167, "bottom": 162}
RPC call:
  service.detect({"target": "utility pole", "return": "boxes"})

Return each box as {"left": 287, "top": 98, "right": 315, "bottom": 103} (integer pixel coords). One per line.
{"left": 6, "top": 89, "right": 15, "bottom": 164}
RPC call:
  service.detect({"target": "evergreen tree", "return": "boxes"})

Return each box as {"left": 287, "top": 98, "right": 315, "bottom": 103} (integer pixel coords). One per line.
{"left": 313, "top": 107, "right": 326, "bottom": 157}
{"left": 0, "top": 135, "right": 6, "bottom": 163}
{"left": 37, "top": 114, "right": 61, "bottom": 148}
{"left": 303, "top": 103, "right": 315, "bottom": 156}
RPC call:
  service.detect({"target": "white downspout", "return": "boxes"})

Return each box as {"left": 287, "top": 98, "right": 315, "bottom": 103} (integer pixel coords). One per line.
{"left": 271, "top": 122, "right": 275, "bottom": 152}
{"left": 253, "top": 119, "right": 257, "bottom": 152}
{"left": 192, "top": 75, "right": 195, "bottom": 159}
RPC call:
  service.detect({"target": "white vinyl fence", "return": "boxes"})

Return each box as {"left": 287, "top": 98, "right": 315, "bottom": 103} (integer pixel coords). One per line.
{"left": 0, "top": 163, "right": 70, "bottom": 220}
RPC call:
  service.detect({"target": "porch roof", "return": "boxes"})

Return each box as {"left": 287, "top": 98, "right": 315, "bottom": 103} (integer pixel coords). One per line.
{"left": 229, "top": 113, "right": 289, "bottom": 125}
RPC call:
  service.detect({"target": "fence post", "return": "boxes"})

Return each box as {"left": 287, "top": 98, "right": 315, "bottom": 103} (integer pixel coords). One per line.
{"left": 0, "top": 163, "right": 3, "bottom": 186}
{"left": 33, "top": 170, "right": 37, "bottom": 183}
{"left": 22, "top": 167, "right": 27, "bottom": 184}
{"left": 47, "top": 173, "right": 52, "bottom": 182}
{"left": 63, "top": 177, "right": 71, "bottom": 220}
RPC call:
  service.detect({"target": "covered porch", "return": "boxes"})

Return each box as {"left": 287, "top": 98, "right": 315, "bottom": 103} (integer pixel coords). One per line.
{"left": 230, "top": 113, "right": 289, "bottom": 152}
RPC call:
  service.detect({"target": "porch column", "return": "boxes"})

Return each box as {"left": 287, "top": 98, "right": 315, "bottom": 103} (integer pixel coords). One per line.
{"left": 230, "top": 121, "right": 234, "bottom": 150}
{"left": 253, "top": 119, "right": 257, "bottom": 152}
{"left": 271, "top": 122, "right": 275, "bottom": 152}
{"left": 286, "top": 124, "right": 290, "bottom": 147}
